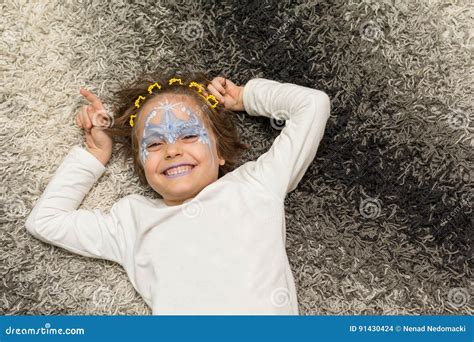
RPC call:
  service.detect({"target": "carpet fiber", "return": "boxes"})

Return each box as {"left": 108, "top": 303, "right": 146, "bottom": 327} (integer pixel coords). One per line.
{"left": 1, "top": 0, "right": 472, "bottom": 315}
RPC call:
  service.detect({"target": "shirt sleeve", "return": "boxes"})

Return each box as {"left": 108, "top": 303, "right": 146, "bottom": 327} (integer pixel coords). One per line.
{"left": 25, "top": 145, "right": 128, "bottom": 265}
{"left": 231, "top": 78, "right": 331, "bottom": 200}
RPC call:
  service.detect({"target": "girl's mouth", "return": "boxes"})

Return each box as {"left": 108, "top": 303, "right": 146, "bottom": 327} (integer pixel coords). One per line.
{"left": 162, "top": 165, "right": 196, "bottom": 178}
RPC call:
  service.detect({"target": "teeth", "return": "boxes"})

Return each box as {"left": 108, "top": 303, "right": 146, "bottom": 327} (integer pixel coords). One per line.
{"left": 165, "top": 165, "right": 193, "bottom": 176}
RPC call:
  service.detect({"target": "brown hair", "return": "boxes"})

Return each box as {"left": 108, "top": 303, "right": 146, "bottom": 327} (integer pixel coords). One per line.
{"left": 104, "top": 70, "right": 249, "bottom": 187}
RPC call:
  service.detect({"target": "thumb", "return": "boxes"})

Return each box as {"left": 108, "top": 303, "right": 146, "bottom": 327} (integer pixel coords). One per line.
{"left": 88, "top": 106, "right": 114, "bottom": 129}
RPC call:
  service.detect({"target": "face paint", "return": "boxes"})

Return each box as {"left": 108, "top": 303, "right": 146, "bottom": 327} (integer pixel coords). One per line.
{"left": 139, "top": 100, "right": 214, "bottom": 166}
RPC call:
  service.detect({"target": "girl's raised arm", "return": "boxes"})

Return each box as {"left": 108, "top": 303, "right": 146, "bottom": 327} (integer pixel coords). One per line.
{"left": 25, "top": 145, "right": 131, "bottom": 265}
{"left": 231, "top": 78, "right": 331, "bottom": 200}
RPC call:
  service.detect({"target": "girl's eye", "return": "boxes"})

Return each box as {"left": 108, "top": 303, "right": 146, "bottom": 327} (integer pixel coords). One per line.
{"left": 148, "top": 142, "right": 163, "bottom": 149}
{"left": 182, "top": 135, "right": 198, "bottom": 141}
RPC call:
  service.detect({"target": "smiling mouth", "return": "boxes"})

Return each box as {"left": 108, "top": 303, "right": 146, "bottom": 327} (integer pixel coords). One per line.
{"left": 162, "top": 165, "right": 196, "bottom": 178}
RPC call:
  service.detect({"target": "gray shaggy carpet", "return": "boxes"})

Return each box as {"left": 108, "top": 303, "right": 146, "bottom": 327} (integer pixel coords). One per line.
{"left": 1, "top": 0, "right": 472, "bottom": 315}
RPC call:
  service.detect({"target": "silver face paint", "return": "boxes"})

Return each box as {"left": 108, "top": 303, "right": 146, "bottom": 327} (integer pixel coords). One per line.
{"left": 139, "top": 100, "right": 213, "bottom": 166}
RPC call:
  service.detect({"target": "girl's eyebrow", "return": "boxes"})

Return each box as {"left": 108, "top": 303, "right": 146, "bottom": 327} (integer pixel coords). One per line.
{"left": 143, "top": 107, "right": 159, "bottom": 127}
{"left": 143, "top": 121, "right": 201, "bottom": 139}
{"left": 142, "top": 130, "right": 165, "bottom": 141}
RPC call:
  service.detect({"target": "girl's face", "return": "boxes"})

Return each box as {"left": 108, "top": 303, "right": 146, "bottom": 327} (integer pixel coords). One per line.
{"left": 136, "top": 94, "right": 225, "bottom": 206}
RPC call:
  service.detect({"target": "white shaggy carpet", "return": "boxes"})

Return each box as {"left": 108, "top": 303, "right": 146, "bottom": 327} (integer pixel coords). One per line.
{"left": 1, "top": 0, "right": 472, "bottom": 315}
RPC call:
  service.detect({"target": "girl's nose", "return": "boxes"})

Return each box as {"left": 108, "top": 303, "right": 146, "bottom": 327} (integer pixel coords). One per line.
{"left": 164, "top": 141, "right": 183, "bottom": 159}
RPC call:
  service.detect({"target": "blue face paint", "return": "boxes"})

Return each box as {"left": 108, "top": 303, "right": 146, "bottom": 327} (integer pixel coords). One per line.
{"left": 139, "top": 100, "right": 214, "bottom": 166}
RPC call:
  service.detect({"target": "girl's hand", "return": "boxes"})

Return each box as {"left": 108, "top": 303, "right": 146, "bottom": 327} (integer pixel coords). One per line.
{"left": 75, "top": 88, "right": 113, "bottom": 166}
{"left": 207, "top": 77, "right": 245, "bottom": 112}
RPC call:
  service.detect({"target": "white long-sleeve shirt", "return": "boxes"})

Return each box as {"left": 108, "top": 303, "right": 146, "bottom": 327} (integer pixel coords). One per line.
{"left": 25, "top": 78, "right": 331, "bottom": 315}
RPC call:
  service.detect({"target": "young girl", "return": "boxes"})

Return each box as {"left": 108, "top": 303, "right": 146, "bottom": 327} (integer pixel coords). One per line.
{"left": 25, "top": 71, "right": 331, "bottom": 315}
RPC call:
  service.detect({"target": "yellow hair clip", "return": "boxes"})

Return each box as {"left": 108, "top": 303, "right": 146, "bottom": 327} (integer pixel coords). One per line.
{"left": 148, "top": 82, "right": 162, "bottom": 94}
{"left": 135, "top": 95, "right": 146, "bottom": 109}
{"left": 130, "top": 79, "right": 219, "bottom": 127}
{"left": 204, "top": 94, "right": 219, "bottom": 109}
{"left": 168, "top": 78, "right": 184, "bottom": 86}
{"left": 188, "top": 81, "right": 204, "bottom": 93}
{"left": 129, "top": 114, "right": 137, "bottom": 127}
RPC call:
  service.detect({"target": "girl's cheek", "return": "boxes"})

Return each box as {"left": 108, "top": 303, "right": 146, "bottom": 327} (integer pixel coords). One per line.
{"left": 142, "top": 152, "right": 155, "bottom": 172}
{"left": 145, "top": 152, "right": 158, "bottom": 169}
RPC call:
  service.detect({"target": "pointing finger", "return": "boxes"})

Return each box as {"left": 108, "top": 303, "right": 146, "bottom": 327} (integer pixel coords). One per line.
{"left": 211, "top": 78, "right": 226, "bottom": 95}
{"left": 207, "top": 84, "right": 225, "bottom": 103}
{"left": 80, "top": 88, "right": 102, "bottom": 110}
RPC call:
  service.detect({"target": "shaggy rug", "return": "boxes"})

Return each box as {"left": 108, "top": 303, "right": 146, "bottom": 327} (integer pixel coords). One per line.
{"left": 1, "top": 0, "right": 472, "bottom": 315}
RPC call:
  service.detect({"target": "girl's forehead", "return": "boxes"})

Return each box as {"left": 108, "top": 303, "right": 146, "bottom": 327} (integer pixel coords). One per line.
{"left": 137, "top": 95, "right": 208, "bottom": 136}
